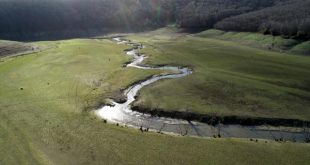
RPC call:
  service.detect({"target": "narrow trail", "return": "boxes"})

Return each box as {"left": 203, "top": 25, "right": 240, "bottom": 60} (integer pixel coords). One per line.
{"left": 95, "top": 37, "right": 309, "bottom": 143}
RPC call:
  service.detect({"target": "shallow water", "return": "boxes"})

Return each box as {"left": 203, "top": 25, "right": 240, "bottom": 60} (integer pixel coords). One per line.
{"left": 95, "top": 37, "right": 309, "bottom": 142}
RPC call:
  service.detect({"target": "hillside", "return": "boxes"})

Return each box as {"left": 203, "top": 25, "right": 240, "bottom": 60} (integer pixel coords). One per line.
{"left": 176, "top": 0, "right": 279, "bottom": 28}
{"left": 0, "top": 0, "right": 176, "bottom": 40}
{"left": 1, "top": 1, "right": 310, "bottom": 163}
{"left": 0, "top": 0, "right": 309, "bottom": 40}
{"left": 0, "top": 40, "right": 37, "bottom": 57}
{"left": 197, "top": 29, "right": 310, "bottom": 55}
{"left": 128, "top": 28, "right": 310, "bottom": 122}
{"left": 214, "top": 0, "right": 310, "bottom": 39}
{"left": 1, "top": 34, "right": 310, "bottom": 165}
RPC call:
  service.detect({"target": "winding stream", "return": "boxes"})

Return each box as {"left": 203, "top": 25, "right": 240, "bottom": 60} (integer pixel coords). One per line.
{"left": 95, "top": 37, "right": 309, "bottom": 143}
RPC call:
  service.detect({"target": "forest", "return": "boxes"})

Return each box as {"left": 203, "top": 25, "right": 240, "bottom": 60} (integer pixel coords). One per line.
{"left": 0, "top": 0, "right": 309, "bottom": 40}
{"left": 214, "top": 0, "right": 310, "bottom": 39}
{"left": 0, "top": 0, "right": 177, "bottom": 39}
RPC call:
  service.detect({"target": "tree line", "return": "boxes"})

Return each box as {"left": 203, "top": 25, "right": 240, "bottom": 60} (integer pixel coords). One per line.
{"left": 0, "top": 0, "right": 309, "bottom": 40}
{"left": 0, "top": 0, "right": 177, "bottom": 39}
{"left": 214, "top": 0, "right": 310, "bottom": 39}
{"left": 175, "top": 0, "right": 310, "bottom": 39}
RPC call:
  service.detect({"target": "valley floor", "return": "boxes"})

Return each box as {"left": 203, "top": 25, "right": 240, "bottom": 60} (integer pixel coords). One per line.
{"left": 0, "top": 28, "right": 310, "bottom": 164}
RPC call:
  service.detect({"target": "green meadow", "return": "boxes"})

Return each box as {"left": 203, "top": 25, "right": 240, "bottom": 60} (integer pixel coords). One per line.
{"left": 129, "top": 28, "right": 310, "bottom": 121}
{"left": 197, "top": 29, "right": 310, "bottom": 55}
{"left": 0, "top": 32, "right": 310, "bottom": 164}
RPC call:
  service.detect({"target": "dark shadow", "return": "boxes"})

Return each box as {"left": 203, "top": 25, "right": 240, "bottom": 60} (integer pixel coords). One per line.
{"left": 0, "top": 26, "right": 161, "bottom": 42}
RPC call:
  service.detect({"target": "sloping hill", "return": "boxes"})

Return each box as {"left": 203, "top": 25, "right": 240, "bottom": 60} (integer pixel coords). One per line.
{"left": 0, "top": 0, "right": 309, "bottom": 40}
{"left": 196, "top": 29, "right": 310, "bottom": 55}
{"left": 214, "top": 0, "right": 310, "bottom": 39}
{"left": 0, "top": 40, "right": 37, "bottom": 57}
{"left": 176, "top": 0, "right": 280, "bottom": 28}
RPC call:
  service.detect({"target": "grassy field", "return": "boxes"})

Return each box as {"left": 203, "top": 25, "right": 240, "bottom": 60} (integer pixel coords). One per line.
{"left": 1, "top": 35, "right": 310, "bottom": 164}
{"left": 129, "top": 28, "right": 310, "bottom": 121}
{"left": 196, "top": 29, "right": 310, "bottom": 56}
{"left": 291, "top": 41, "right": 310, "bottom": 55}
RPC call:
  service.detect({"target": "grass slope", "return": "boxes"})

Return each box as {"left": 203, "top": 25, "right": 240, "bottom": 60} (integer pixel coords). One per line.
{"left": 197, "top": 29, "right": 309, "bottom": 56}
{"left": 0, "top": 36, "right": 310, "bottom": 164}
{"left": 290, "top": 41, "right": 310, "bottom": 55}
{"left": 129, "top": 28, "right": 310, "bottom": 121}
{"left": 0, "top": 40, "right": 36, "bottom": 57}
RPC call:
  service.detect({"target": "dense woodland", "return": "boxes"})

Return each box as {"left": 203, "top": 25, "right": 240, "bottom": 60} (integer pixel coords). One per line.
{"left": 176, "top": 0, "right": 277, "bottom": 28}
{"left": 0, "top": 0, "right": 177, "bottom": 39}
{"left": 0, "top": 0, "right": 309, "bottom": 40}
{"left": 214, "top": 0, "right": 310, "bottom": 39}
{"left": 176, "top": 0, "right": 310, "bottom": 39}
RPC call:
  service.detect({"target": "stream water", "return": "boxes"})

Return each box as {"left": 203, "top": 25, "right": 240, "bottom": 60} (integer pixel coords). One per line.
{"left": 95, "top": 37, "right": 309, "bottom": 143}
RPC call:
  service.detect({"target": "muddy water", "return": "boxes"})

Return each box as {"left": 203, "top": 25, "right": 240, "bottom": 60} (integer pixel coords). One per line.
{"left": 95, "top": 37, "right": 309, "bottom": 143}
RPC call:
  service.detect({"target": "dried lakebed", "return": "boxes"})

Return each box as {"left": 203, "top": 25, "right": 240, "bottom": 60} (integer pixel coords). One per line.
{"left": 95, "top": 37, "right": 309, "bottom": 143}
